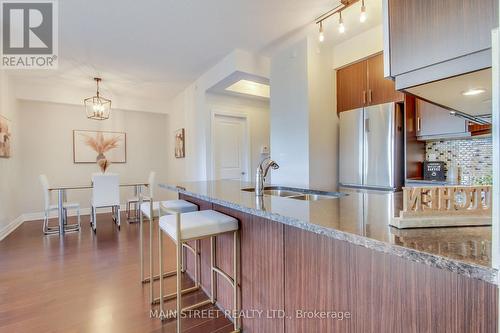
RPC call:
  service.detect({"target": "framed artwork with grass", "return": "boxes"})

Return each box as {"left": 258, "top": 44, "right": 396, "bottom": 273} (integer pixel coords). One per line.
{"left": 73, "top": 130, "right": 126, "bottom": 163}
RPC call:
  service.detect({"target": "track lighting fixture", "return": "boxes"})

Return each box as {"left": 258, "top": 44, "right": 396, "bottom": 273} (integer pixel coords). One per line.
{"left": 338, "top": 11, "right": 345, "bottom": 33}
{"left": 360, "top": 0, "right": 367, "bottom": 22}
{"left": 318, "top": 21, "right": 325, "bottom": 42}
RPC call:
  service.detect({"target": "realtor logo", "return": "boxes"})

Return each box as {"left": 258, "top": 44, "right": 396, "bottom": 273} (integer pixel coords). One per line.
{"left": 1, "top": 0, "right": 58, "bottom": 68}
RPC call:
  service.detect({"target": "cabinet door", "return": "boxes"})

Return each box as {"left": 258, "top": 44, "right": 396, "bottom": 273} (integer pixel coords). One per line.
{"left": 336, "top": 60, "right": 367, "bottom": 113}
{"left": 388, "top": 0, "right": 498, "bottom": 77}
{"left": 367, "top": 53, "right": 404, "bottom": 105}
{"left": 416, "top": 99, "right": 467, "bottom": 138}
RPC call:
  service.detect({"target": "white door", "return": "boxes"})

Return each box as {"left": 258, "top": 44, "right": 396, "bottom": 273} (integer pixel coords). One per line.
{"left": 213, "top": 114, "right": 248, "bottom": 180}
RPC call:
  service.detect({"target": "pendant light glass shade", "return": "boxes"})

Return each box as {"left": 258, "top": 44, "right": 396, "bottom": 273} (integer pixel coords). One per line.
{"left": 84, "top": 78, "right": 111, "bottom": 120}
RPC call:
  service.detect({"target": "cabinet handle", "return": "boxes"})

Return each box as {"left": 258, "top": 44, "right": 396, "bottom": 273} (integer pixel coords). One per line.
{"left": 363, "top": 91, "right": 366, "bottom": 104}
{"left": 368, "top": 89, "right": 373, "bottom": 103}
{"left": 417, "top": 117, "right": 421, "bottom": 132}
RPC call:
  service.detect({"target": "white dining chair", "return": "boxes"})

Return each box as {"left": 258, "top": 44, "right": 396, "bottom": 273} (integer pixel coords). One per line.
{"left": 90, "top": 173, "right": 121, "bottom": 233}
{"left": 39, "top": 174, "right": 81, "bottom": 235}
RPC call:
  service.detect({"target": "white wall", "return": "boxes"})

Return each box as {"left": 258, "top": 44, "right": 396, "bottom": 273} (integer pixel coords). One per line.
{"left": 0, "top": 72, "right": 21, "bottom": 237}
{"left": 17, "top": 100, "right": 170, "bottom": 215}
{"left": 270, "top": 38, "right": 310, "bottom": 187}
{"left": 332, "top": 25, "right": 383, "bottom": 69}
{"left": 269, "top": 36, "right": 337, "bottom": 190}
{"left": 308, "top": 38, "right": 337, "bottom": 190}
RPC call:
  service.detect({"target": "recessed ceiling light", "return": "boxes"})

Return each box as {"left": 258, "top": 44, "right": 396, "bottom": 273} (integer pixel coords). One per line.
{"left": 225, "top": 80, "right": 270, "bottom": 98}
{"left": 461, "top": 88, "right": 486, "bottom": 96}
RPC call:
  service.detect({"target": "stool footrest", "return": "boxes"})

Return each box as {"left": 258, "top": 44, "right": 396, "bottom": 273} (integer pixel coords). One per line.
{"left": 182, "top": 242, "right": 197, "bottom": 256}
{"left": 153, "top": 285, "right": 200, "bottom": 304}
{"left": 142, "top": 270, "right": 177, "bottom": 284}
{"left": 181, "top": 299, "right": 213, "bottom": 312}
{"left": 212, "top": 266, "right": 235, "bottom": 287}
{"left": 158, "top": 299, "right": 214, "bottom": 322}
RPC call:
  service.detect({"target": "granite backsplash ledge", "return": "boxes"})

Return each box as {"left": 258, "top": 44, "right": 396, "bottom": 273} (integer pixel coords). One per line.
{"left": 426, "top": 137, "right": 492, "bottom": 185}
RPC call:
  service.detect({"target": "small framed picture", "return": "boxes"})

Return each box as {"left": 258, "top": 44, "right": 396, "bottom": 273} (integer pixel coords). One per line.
{"left": 0, "top": 115, "right": 12, "bottom": 158}
{"left": 175, "top": 128, "right": 185, "bottom": 158}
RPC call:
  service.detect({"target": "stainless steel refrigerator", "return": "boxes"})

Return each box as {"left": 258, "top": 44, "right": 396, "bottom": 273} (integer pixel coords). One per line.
{"left": 339, "top": 102, "right": 404, "bottom": 191}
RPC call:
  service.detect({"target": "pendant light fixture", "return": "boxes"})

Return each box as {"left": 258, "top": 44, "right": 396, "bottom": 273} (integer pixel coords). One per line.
{"left": 360, "top": 0, "right": 367, "bottom": 22}
{"left": 338, "top": 11, "right": 345, "bottom": 33}
{"left": 84, "top": 78, "right": 111, "bottom": 120}
{"left": 318, "top": 21, "right": 325, "bottom": 42}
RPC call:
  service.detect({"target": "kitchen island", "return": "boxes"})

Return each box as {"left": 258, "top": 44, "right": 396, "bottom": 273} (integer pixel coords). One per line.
{"left": 160, "top": 180, "right": 497, "bottom": 332}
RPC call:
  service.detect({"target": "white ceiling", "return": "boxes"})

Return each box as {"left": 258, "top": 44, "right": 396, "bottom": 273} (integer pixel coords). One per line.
{"left": 407, "top": 68, "right": 492, "bottom": 116}
{"left": 9, "top": 0, "right": 382, "bottom": 111}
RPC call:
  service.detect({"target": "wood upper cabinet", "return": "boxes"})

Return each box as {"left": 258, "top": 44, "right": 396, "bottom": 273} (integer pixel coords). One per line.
{"left": 336, "top": 59, "right": 367, "bottom": 112}
{"left": 337, "top": 53, "right": 403, "bottom": 113}
{"left": 367, "top": 53, "right": 404, "bottom": 106}
{"left": 386, "top": 0, "right": 498, "bottom": 88}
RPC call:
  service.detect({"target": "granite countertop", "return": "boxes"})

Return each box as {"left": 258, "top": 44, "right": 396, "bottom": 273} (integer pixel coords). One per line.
{"left": 159, "top": 180, "right": 497, "bottom": 284}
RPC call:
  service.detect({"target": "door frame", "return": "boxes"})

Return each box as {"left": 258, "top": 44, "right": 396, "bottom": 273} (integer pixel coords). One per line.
{"left": 209, "top": 109, "right": 251, "bottom": 182}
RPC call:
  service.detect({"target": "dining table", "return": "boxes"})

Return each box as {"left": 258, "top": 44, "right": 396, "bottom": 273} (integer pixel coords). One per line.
{"left": 48, "top": 182, "right": 149, "bottom": 236}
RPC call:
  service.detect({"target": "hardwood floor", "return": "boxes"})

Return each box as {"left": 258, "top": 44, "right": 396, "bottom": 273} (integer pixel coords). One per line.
{"left": 0, "top": 213, "right": 233, "bottom": 333}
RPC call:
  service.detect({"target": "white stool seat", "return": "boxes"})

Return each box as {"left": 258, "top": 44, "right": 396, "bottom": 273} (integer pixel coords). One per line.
{"left": 141, "top": 200, "right": 197, "bottom": 219}
{"left": 159, "top": 210, "right": 238, "bottom": 241}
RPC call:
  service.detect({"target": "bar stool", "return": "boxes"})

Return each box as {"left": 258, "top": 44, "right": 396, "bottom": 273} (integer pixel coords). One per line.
{"left": 139, "top": 172, "right": 198, "bottom": 305}
{"left": 158, "top": 205, "right": 240, "bottom": 333}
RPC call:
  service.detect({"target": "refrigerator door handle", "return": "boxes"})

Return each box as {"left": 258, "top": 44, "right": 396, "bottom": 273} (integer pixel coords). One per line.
{"left": 365, "top": 118, "right": 370, "bottom": 132}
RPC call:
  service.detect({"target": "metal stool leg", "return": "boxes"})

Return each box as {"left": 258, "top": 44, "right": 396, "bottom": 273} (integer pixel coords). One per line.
{"left": 140, "top": 206, "right": 144, "bottom": 282}
{"left": 210, "top": 236, "right": 217, "bottom": 304}
{"left": 233, "top": 230, "right": 240, "bottom": 332}
{"left": 176, "top": 213, "right": 182, "bottom": 332}
{"left": 158, "top": 223, "right": 164, "bottom": 318}
{"left": 149, "top": 212, "right": 154, "bottom": 304}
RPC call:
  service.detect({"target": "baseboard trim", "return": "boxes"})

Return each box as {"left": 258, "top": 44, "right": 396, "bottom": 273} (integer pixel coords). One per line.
{"left": 0, "top": 215, "right": 24, "bottom": 242}
{"left": 0, "top": 204, "right": 130, "bottom": 242}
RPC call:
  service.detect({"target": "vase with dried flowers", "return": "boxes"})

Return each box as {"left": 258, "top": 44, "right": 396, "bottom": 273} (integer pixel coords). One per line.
{"left": 97, "top": 158, "right": 111, "bottom": 173}
{"left": 82, "top": 132, "right": 120, "bottom": 173}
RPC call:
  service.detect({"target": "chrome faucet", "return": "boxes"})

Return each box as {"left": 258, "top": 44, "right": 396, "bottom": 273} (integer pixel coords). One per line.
{"left": 255, "top": 157, "right": 279, "bottom": 196}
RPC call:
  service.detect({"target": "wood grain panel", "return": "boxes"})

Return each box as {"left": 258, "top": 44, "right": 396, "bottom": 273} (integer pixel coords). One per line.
{"left": 212, "top": 204, "right": 285, "bottom": 333}
{"left": 469, "top": 123, "right": 492, "bottom": 136}
{"left": 284, "top": 225, "right": 498, "bottom": 333}
{"left": 367, "top": 53, "right": 404, "bottom": 105}
{"left": 389, "top": 0, "right": 498, "bottom": 77}
{"left": 337, "top": 59, "right": 367, "bottom": 113}
{"left": 404, "top": 94, "right": 425, "bottom": 180}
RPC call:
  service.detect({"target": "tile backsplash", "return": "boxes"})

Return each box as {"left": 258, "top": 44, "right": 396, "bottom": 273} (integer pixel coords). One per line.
{"left": 425, "top": 137, "right": 492, "bottom": 185}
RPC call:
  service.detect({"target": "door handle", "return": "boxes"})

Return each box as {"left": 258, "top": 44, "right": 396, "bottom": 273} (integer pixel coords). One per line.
{"left": 368, "top": 89, "right": 372, "bottom": 103}
{"left": 417, "top": 117, "right": 421, "bottom": 132}
{"left": 362, "top": 91, "right": 366, "bottom": 104}
{"left": 365, "top": 118, "right": 370, "bottom": 132}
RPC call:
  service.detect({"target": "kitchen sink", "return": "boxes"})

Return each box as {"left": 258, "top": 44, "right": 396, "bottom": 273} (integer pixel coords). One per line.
{"left": 241, "top": 187, "right": 301, "bottom": 197}
{"left": 241, "top": 186, "right": 342, "bottom": 201}
{"left": 288, "top": 194, "right": 336, "bottom": 201}
{"left": 263, "top": 189, "right": 303, "bottom": 197}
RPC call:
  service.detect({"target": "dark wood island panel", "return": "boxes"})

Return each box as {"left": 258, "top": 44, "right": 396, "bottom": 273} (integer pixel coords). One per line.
{"left": 284, "top": 225, "right": 498, "bottom": 333}
{"left": 179, "top": 194, "right": 498, "bottom": 333}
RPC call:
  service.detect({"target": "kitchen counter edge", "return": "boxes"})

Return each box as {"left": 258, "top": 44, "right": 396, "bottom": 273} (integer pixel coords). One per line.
{"left": 160, "top": 183, "right": 498, "bottom": 285}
